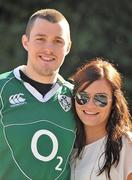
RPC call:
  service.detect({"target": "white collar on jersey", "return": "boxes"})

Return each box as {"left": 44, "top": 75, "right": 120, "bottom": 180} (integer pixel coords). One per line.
{"left": 13, "top": 65, "right": 66, "bottom": 102}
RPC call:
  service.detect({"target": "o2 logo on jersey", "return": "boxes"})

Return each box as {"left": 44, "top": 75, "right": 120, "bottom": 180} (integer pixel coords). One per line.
{"left": 31, "top": 129, "right": 63, "bottom": 171}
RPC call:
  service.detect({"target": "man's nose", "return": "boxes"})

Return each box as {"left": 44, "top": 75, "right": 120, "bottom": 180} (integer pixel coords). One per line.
{"left": 45, "top": 41, "right": 54, "bottom": 48}
{"left": 43, "top": 42, "right": 54, "bottom": 54}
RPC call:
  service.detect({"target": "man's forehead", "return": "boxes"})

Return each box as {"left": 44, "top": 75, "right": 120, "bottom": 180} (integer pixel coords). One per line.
{"left": 30, "top": 18, "right": 70, "bottom": 41}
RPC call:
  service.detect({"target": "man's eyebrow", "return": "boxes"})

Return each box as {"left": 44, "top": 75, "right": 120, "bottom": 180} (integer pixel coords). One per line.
{"left": 34, "top": 34, "right": 64, "bottom": 41}
{"left": 35, "top": 34, "right": 47, "bottom": 37}
{"left": 55, "top": 36, "right": 64, "bottom": 40}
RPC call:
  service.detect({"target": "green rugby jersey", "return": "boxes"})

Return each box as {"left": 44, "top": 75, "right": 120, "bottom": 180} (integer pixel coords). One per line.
{"left": 0, "top": 66, "right": 76, "bottom": 180}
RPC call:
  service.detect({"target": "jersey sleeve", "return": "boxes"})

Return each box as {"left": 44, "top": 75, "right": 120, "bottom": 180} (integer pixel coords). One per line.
{"left": 0, "top": 90, "right": 3, "bottom": 113}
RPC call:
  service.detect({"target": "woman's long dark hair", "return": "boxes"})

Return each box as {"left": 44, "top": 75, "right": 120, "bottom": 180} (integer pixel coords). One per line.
{"left": 71, "top": 57, "right": 132, "bottom": 179}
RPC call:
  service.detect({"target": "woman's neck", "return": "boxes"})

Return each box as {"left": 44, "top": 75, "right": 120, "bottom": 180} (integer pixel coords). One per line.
{"left": 84, "top": 124, "right": 107, "bottom": 145}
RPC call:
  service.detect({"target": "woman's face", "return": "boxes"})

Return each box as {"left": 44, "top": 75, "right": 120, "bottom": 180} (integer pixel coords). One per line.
{"left": 75, "top": 78, "right": 113, "bottom": 128}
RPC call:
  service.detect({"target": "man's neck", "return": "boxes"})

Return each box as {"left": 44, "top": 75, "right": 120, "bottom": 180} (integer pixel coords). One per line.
{"left": 20, "top": 70, "right": 53, "bottom": 96}
{"left": 23, "top": 66, "right": 58, "bottom": 84}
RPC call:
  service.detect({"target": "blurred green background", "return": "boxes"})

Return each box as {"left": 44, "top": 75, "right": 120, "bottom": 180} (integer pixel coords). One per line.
{"left": 0, "top": 0, "right": 131, "bottom": 112}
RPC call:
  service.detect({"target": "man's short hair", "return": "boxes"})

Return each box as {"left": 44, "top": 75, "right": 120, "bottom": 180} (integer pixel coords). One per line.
{"left": 25, "top": 9, "right": 70, "bottom": 38}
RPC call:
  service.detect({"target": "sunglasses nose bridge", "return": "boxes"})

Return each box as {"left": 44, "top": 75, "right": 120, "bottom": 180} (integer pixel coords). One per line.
{"left": 84, "top": 95, "right": 95, "bottom": 106}
{"left": 88, "top": 96, "right": 96, "bottom": 106}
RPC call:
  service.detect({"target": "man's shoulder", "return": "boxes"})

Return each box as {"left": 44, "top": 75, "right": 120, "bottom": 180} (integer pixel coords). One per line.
{"left": 0, "top": 71, "right": 13, "bottom": 79}
{"left": 63, "top": 79, "right": 74, "bottom": 90}
{"left": 57, "top": 74, "right": 74, "bottom": 90}
{"left": 0, "top": 71, "right": 14, "bottom": 86}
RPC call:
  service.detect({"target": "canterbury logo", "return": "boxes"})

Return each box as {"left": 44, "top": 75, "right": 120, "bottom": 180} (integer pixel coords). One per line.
{"left": 9, "top": 93, "right": 26, "bottom": 106}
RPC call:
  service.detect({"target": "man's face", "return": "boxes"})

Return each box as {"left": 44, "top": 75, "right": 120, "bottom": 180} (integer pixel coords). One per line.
{"left": 22, "top": 18, "right": 71, "bottom": 82}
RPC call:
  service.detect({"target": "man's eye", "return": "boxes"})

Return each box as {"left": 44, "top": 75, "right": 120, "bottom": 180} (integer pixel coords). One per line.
{"left": 55, "top": 39, "right": 63, "bottom": 44}
{"left": 36, "top": 38, "right": 45, "bottom": 41}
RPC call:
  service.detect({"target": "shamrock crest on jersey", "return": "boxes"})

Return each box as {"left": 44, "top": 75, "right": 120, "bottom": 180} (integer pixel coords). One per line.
{"left": 58, "top": 95, "right": 72, "bottom": 112}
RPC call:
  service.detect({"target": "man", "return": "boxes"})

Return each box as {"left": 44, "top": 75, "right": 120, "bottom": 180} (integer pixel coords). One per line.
{"left": 0, "top": 9, "right": 76, "bottom": 180}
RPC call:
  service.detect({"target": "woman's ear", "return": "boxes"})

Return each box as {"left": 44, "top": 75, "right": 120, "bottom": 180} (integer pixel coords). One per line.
{"left": 22, "top": 34, "right": 29, "bottom": 51}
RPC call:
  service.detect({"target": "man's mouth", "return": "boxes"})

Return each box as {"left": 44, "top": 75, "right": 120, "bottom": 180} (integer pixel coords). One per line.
{"left": 39, "top": 55, "right": 55, "bottom": 62}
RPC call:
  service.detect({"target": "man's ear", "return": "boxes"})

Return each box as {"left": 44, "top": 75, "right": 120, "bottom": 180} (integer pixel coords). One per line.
{"left": 66, "top": 41, "right": 72, "bottom": 55}
{"left": 22, "top": 34, "right": 29, "bottom": 51}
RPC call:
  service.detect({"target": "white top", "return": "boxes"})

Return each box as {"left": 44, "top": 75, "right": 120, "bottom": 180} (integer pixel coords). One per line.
{"left": 70, "top": 135, "right": 132, "bottom": 180}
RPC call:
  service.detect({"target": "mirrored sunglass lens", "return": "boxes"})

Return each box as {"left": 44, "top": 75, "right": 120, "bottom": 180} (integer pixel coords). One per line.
{"left": 75, "top": 93, "right": 89, "bottom": 105}
{"left": 94, "top": 94, "right": 108, "bottom": 107}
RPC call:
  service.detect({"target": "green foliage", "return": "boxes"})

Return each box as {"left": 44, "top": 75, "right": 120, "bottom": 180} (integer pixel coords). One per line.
{"left": 0, "top": 0, "right": 132, "bottom": 110}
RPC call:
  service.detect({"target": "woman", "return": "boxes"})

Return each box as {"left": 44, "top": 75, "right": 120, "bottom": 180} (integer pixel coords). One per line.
{"left": 70, "top": 58, "right": 132, "bottom": 180}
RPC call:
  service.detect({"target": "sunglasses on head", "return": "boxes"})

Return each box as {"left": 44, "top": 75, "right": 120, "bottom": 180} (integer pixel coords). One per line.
{"left": 75, "top": 92, "right": 112, "bottom": 107}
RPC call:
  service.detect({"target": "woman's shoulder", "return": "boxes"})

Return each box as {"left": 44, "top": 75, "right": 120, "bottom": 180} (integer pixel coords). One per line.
{"left": 122, "top": 132, "right": 132, "bottom": 151}
{"left": 122, "top": 131, "right": 132, "bottom": 142}
{"left": 121, "top": 132, "right": 132, "bottom": 179}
